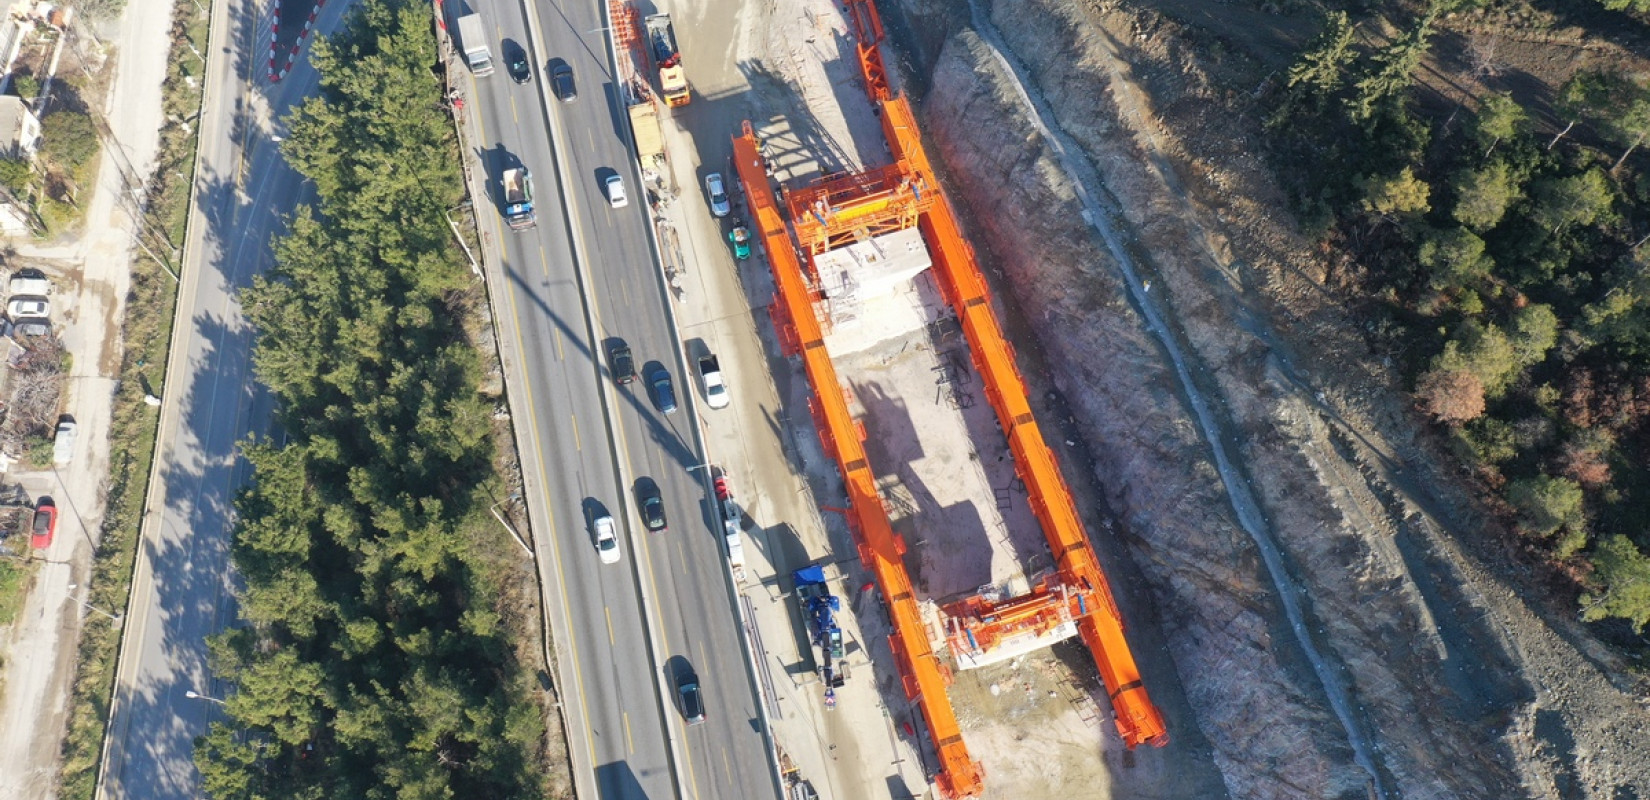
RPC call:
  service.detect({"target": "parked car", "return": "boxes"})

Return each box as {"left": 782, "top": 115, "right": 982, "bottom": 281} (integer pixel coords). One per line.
{"left": 593, "top": 513, "right": 619, "bottom": 564}
{"left": 607, "top": 341, "right": 636, "bottom": 385}
{"left": 8, "top": 275, "right": 49, "bottom": 298}
{"left": 697, "top": 355, "right": 729, "bottom": 410}
{"left": 13, "top": 317, "right": 49, "bottom": 337}
{"left": 638, "top": 488, "right": 667, "bottom": 533}
{"left": 677, "top": 667, "right": 706, "bottom": 725}
{"left": 728, "top": 221, "right": 751, "bottom": 260}
{"left": 30, "top": 498, "right": 56, "bottom": 549}
{"left": 551, "top": 64, "right": 576, "bottom": 101}
{"left": 705, "top": 172, "right": 731, "bottom": 217}
{"left": 649, "top": 367, "right": 677, "bottom": 414}
{"left": 52, "top": 418, "right": 76, "bottom": 465}
{"left": 7, "top": 297, "right": 49, "bottom": 318}
{"left": 605, "top": 174, "right": 628, "bottom": 208}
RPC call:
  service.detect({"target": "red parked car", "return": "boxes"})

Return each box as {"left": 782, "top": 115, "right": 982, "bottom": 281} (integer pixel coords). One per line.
{"left": 31, "top": 498, "right": 56, "bottom": 549}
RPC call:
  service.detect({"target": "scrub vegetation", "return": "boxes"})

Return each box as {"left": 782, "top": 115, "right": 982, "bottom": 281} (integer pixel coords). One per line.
{"left": 1267, "top": 0, "right": 1650, "bottom": 631}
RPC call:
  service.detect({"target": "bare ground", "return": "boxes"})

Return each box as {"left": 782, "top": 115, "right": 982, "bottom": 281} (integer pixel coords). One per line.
{"left": 885, "top": 0, "right": 1650, "bottom": 798}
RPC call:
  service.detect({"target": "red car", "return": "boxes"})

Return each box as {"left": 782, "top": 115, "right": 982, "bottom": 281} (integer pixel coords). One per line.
{"left": 31, "top": 499, "right": 56, "bottom": 549}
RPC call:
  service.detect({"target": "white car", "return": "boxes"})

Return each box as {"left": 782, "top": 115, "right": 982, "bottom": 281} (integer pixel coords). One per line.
{"left": 705, "top": 172, "right": 730, "bottom": 217}
{"left": 8, "top": 297, "right": 48, "bottom": 318}
{"left": 53, "top": 419, "right": 76, "bottom": 465}
{"left": 605, "top": 174, "right": 628, "bottom": 208}
{"left": 593, "top": 513, "right": 620, "bottom": 564}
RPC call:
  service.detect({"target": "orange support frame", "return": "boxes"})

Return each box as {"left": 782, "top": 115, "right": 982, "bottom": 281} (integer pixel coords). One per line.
{"left": 733, "top": 124, "right": 987, "bottom": 799}
{"left": 784, "top": 164, "right": 934, "bottom": 255}
{"left": 878, "top": 96, "right": 1169, "bottom": 748}
{"left": 607, "top": 0, "right": 637, "bottom": 53}
{"left": 943, "top": 575, "right": 1088, "bottom": 658}
{"left": 844, "top": 0, "right": 890, "bottom": 103}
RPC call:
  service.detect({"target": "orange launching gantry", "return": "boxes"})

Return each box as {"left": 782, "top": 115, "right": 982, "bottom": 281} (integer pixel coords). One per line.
{"left": 731, "top": 0, "right": 1167, "bottom": 795}
{"left": 732, "top": 127, "right": 984, "bottom": 798}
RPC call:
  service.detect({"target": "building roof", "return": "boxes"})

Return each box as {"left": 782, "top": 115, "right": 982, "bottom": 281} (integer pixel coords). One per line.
{"left": 0, "top": 96, "right": 33, "bottom": 151}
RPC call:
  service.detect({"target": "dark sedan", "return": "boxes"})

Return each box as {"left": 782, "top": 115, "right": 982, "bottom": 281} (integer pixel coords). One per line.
{"left": 508, "top": 54, "right": 531, "bottom": 83}
{"left": 551, "top": 64, "right": 576, "bottom": 102}
{"left": 649, "top": 367, "right": 678, "bottom": 414}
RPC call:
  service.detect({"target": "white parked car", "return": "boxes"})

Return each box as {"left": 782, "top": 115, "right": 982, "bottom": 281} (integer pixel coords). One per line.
{"left": 8, "top": 276, "right": 49, "bottom": 298}
{"left": 593, "top": 513, "right": 620, "bottom": 564}
{"left": 53, "top": 418, "right": 76, "bottom": 465}
{"left": 605, "top": 174, "right": 628, "bottom": 208}
{"left": 8, "top": 297, "right": 49, "bottom": 318}
{"left": 705, "top": 172, "right": 730, "bottom": 217}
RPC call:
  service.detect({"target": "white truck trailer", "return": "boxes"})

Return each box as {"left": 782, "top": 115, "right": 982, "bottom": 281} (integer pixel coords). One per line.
{"left": 456, "top": 13, "right": 493, "bottom": 76}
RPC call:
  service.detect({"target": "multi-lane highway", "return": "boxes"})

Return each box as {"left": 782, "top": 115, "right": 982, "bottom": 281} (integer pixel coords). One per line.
{"left": 462, "top": 1, "right": 672, "bottom": 795}
{"left": 464, "top": 0, "right": 778, "bottom": 798}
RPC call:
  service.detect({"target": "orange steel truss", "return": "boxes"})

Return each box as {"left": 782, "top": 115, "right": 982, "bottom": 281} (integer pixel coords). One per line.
{"left": 785, "top": 165, "right": 935, "bottom": 255}
{"left": 607, "top": 0, "right": 638, "bottom": 52}
{"left": 851, "top": 0, "right": 1167, "bottom": 752}
{"left": 843, "top": 0, "right": 890, "bottom": 103}
{"left": 878, "top": 91, "right": 1169, "bottom": 749}
{"left": 732, "top": 123, "right": 986, "bottom": 800}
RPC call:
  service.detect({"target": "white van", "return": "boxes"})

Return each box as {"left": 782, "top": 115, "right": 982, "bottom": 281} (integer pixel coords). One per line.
{"left": 8, "top": 276, "right": 49, "bottom": 298}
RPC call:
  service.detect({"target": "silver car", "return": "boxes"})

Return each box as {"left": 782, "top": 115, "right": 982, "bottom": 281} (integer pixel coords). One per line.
{"left": 593, "top": 513, "right": 620, "bottom": 564}
{"left": 705, "top": 172, "right": 730, "bottom": 217}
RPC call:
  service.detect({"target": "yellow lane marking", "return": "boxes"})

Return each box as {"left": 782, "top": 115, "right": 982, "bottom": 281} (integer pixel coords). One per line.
{"left": 503, "top": 211, "right": 599, "bottom": 769}
{"left": 624, "top": 711, "right": 635, "bottom": 755}
{"left": 606, "top": 606, "right": 616, "bottom": 646}
{"left": 572, "top": 414, "right": 581, "bottom": 451}
{"left": 510, "top": 94, "right": 519, "bottom": 124}
{"left": 685, "top": 732, "right": 702, "bottom": 800}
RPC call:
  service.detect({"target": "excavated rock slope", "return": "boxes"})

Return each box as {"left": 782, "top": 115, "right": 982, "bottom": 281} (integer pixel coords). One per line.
{"left": 888, "top": 0, "right": 1650, "bottom": 798}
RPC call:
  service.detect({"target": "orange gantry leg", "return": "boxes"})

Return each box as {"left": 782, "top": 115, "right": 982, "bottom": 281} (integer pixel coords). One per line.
{"left": 732, "top": 124, "right": 987, "bottom": 799}
{"left": 879, "top": 95, "right": 1169, "bottom": 748}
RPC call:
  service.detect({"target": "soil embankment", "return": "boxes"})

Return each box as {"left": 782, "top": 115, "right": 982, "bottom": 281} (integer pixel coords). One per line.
{"left": 887, "top": 0, "right": 1650, "bottom": 798}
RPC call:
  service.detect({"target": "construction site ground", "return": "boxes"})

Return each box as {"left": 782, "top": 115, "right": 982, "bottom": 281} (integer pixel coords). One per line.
{"left": 640, "top": 0, "right": 1210, "bottom": 796}
{"left": 858, "top": 0, "right": 1650, "bottom": 798}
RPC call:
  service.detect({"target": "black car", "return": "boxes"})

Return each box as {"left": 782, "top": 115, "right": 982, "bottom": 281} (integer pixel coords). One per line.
{"left": 508, "top": 54, "right": 531, "bottom": 83}
{"left": 649, "top": 367, "right": 678, "bottom": 414}
{"left": 608, "top": 341, "right": 636, "bottom": 384}
{"left": 639, "top": 492, "right": 667, "bottom": 533}
{"left": 551, "top": 64, "right": 577, "bottom": 102}
{"left": 677, "top": 670, "right": 706, "bottom": 725}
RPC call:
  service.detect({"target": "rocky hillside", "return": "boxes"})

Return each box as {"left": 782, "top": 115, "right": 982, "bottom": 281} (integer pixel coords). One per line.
{"left": 885, "top": 0, "right": 1650, "bottom": 798}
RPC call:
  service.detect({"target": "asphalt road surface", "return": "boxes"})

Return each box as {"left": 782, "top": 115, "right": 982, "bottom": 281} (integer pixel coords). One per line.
{"left": 92, "top": 0, "right": 346, "bottom": 796}
{"left": 461, "top": 2, "right": 672, "bottom": 797}
{"left": 467, "top": 0, "right": 779, "bottom": 797}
